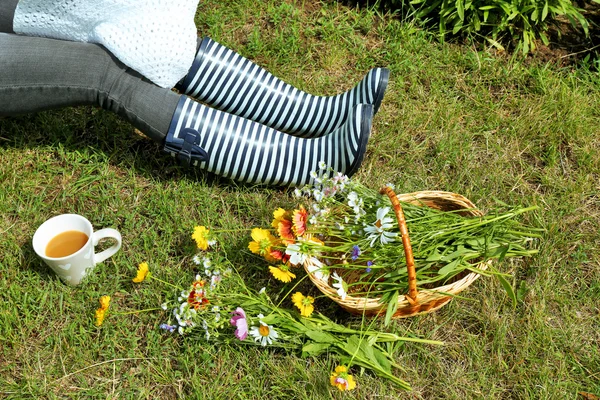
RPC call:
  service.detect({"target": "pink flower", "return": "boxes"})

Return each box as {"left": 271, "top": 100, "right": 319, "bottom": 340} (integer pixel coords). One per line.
{"left": 230, "top": 307, "right": 248, "bottom": 340}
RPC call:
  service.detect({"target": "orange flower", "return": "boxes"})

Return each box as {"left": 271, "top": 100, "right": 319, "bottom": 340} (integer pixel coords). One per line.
{"left": 277, "top": 219, "right": 295, "bottom": 245}
{"left": 292, "top": 206, "right": 308, "bottom": 237}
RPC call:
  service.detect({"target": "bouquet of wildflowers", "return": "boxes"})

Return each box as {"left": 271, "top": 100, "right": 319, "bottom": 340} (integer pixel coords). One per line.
{"left": 137, "top": 227, "right": 444, "bottom": 391}
{"left": 249, "top": 165, "right": 542, "bottom": 323}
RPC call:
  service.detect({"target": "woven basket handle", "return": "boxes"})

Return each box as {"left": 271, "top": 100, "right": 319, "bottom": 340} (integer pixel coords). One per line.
{"left": 380, "top": 186, "right": 418, "bottom": 303}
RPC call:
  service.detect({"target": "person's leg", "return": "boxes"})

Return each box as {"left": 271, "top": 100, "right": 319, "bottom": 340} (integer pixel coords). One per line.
{"left": 0, "top": 33, "right": 179, "bottom": 143}
{"left": 0, "top": 0, "right": 19, "bottom": 34}
{"left": 176, "top": 37, "right": 389, "bottom": 138}
{"left": 0, "top": 33, "right": 372, "bottom": 186}
{"left": 165, "top": 98, "right": 372, "bottom": 186}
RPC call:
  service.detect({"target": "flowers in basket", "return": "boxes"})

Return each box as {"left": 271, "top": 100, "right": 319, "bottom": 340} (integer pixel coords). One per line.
{"left": 249, "top": 165, "right": 542, "bottom": 323}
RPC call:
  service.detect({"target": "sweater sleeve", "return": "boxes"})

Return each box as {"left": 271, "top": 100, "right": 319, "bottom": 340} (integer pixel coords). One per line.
{"left": 12, "top": 0, "right": 200, "bottom": 89}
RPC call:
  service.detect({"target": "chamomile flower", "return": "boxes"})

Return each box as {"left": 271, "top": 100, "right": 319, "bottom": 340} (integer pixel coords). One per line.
{"left": 364, "top": 207, "right": 398, "bottom": 247}
{"left": 249, "top": 315, "right": 278, "bottom": 346}
{"left": 332, "top": 272, "right": 348, "bottom": 300}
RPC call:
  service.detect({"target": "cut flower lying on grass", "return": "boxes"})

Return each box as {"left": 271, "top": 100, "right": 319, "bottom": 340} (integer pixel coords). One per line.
{"left": 250, "top": 165, "right": 543, "bottom": 323}
{"left": 150, "top": 227, "right": 443, "bottom": 391}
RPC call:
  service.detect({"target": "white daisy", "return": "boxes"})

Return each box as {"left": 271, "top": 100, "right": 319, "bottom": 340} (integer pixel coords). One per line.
{"left": 364, "top": 207, "right": 398, "bottom": 247}
{"left": 318, "top": 161, "right": 327, "bottom": 170}
{"left": 249, "top": 316, "right": 279, "bottom": 346}
{"left": 331, "top": 272, "right": 347, "bottom": 300}
{"left": 285, "top": 243, "right": 306, "bottom": 266}
{"left": 305, "top": 257, "right": 327, "bottom": 280}
{"left": 192, "top": 255, "right": 202, "bottom": 265}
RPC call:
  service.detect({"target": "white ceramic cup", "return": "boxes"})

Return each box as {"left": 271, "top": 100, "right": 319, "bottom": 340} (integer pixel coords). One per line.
{"left": 32, "top": 214, "right": 122, "bottom": 285}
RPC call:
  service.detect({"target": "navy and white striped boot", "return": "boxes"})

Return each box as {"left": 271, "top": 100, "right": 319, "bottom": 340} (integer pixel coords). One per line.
{"left": 164, "top": 98, "right": 373, "bottom": 186}
{"left": 177, "top": 37, "right": 388, "bottom": 138}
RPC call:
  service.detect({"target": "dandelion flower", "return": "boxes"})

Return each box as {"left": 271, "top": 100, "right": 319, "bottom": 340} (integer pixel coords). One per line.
{"left": 249, "top": 316, "right": 278, "bottom": 346}
{"left": 132, "top": 262, "right": 149, "bottom": 283}
{"left": 330, "top": 366, "right": 357, "bottom": 391}
{"left": 292, "top": 206, "right": 308, "bottom": 237}
{"left": 230, "top": 307, "right": 248, "bottom": 341}
{"left": 291, "top": 292, "right": 315, "bottom": 317}
{"left": 248, "top": 228, "right": 277, "bottom": 258}
{"left": 331, "top": 272, "right": 347, "bottom": 300}
{"left": 95, "top": 308, "right": 106, "bottom": 327}
{"left": 94, "top": 295, "right": 111, "bottom": 327}
{"left": 364, "top": 207, "right": 398, "bottom": 247}
{"left": 269, "top": 265, "right": 296, "bottom": 283}
{"left": 99, "top": 295, "right": 111, "bottom": 310}
{"left": 192, "top": 226, "right": 210, "bottom": 250}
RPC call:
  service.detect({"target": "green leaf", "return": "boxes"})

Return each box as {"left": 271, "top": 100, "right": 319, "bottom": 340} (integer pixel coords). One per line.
{"left": 497, "top": 273, "right": 517, "bottom": 307}
{"left": 305, "top": 330, "right": 338, "bottom": 344}
{"left": 371, "top": 346, "right": 393, "bottom": 373}
{"left": 542, "top": 2, "right": 549, "bottom": 20}
{"left": 384, "top": 290, "right": 399, "bottom": 326}
{"left": 437, "top": 258, "right": 460, "bottom": 276}
{"left": 456, "top": 0, "right": 465, "bottom": 20}
{"left": 302, "top": 343, "right": 331, "bottom": 357}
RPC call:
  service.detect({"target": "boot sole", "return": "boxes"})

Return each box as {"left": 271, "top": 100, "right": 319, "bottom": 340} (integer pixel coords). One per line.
{"left": 346, "top": 104, "right": 374, "bottom": 178}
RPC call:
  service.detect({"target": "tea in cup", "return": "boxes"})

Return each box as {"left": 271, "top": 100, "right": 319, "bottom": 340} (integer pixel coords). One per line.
{"left": 32, "top": 214, "right": 122, "bottom": 285}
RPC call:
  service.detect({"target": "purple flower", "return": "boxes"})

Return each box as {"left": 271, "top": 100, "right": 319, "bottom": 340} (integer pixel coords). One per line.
{"left": 351, "top": 245, "right": 361, "bottom": 261}
{"left": 230, "top": 307, "right": 248, "bottom": 341}
{"left": 366, "top": 261, "right": 373, "bottom": 273}
{"left": 160, "top": 323, "right": 176, "bottom": 333}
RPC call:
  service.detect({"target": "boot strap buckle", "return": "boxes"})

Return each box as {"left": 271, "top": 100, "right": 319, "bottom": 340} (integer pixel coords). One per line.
{"left": 163, "top": 128, "right": 208, "bottom": 167}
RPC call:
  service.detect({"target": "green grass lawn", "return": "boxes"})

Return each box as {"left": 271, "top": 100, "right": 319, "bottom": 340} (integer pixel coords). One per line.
{"left": 1, "top": 1, "right": 599, "bottom": 399}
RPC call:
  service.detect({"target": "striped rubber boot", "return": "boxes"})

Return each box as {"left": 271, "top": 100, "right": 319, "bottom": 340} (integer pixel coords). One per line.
{"left": 177, "top": 37, "right": 388, "bottom": 138}
{"left": 164, "top": 98, "right": 373, "bottom": 186}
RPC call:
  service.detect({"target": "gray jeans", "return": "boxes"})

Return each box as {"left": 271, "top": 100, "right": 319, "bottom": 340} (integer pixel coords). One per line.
{"left": 0, "top": 33, "right": 180, "bottom": 143}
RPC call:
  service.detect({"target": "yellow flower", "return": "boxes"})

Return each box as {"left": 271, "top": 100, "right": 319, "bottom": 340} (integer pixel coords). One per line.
{"left": 269, "top": 265, "right": 296, "bottom": 283}
{"left": 99, "top": 295, "right": 111, "bottom": 310}
{"left": 271, "top": 208, "right": 287, "bottom": 229}
{"left": 248, "top": 228, "right": 277, "bottom": 258}
{"left": 95, "top": 295, "right": 111, "bottom": 327}
{"left": 95, "top": 308, "right": 106, "bottom": 326}
{"left": 330, "top": 366, "right": 357, "bottom": 391}
{"left": 291, "top": 292, "right": 314, "bottom": 317}
{"left": 132, "top": 262, "right": 149, "bottom": 283}
{"left": 192, "top": 226, "right": 210, "bottom": 250}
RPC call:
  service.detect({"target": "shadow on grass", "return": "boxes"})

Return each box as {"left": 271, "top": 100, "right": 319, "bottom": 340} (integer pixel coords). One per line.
{"left": 0, "top": 106, "right": 290, "bottom": 193}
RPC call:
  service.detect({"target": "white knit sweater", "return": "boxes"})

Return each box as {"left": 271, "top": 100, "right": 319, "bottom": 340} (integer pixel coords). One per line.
{"left": 13, "top": 0, "right": 200, "bottom": 88}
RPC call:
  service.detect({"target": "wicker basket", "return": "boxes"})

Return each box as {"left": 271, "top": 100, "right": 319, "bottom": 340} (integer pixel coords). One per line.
{"left": 303, "top": 188, "right": 490, "bottom": 318}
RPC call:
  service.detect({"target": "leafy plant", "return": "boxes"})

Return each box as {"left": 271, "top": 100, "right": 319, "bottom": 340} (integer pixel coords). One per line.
{"left": 383, "top": 0, "right": 592, "bottom": 53}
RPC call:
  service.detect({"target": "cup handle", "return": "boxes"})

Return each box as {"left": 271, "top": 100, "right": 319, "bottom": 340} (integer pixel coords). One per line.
{"left": 92, "top": 228, "right": 122, "bottom": 264}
